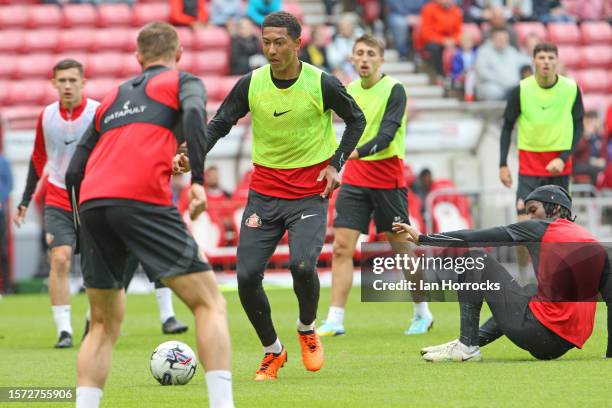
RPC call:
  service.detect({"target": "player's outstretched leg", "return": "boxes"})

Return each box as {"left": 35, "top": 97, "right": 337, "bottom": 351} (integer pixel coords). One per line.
{"left": 154, "top": 280, "right": 189, "bottom": 334}
{"left": 162, "top": 271, "right": 234, "bottom": 408}
{"left": 49, "top": 245, "right": 74, "bottom": 348}
{"left": 319, "top": 227, "right": 360, "bottom": 337}
{"left": 76, "top": 288, "right": 125, "bottom": 408}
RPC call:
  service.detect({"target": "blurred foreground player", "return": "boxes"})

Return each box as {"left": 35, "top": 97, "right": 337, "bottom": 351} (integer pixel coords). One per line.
{"left": 394, "top": 185, "right": 612, "bottom": 362}
{"left": 66, "top": 22, "right": 233, "bottom": 408}
{"left": 205, "top": 11, "right": 365, "bottom": 380}
{"left": 319, "top": 34, "right": 433, "bottom": 337}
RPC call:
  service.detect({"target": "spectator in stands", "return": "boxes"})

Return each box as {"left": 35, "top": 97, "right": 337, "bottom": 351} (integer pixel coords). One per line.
{"left": 326, "top": 13, "right": 362, "bottom": 80}
{"left": 574, "top": 111, "right": 606, "bottom": 185}
{"left": 533, "top": 0, "right": 575, "bottom": 23}
{"left": 564, "top": 0, "right": 604, "bottom": 21}
{"left": 204, "top": 166, "right": 233, "bottom": 236}
{"left": 210, "top": 0, "right": 243, "bottom": 26}
{"left": 474, "top": 28, "right": 524, "bottom": 101}
{"left": 413, "top": 168, "right": 433, "bottom": 207}
{"left": 386, "top": 0, "right": 426, "bottom": 61}
{"left": 205, "top": 166, "right": 232, "bottom": 199}
{"left": 246, "top": 0, "right": 282, "bottom": 27}
{"left": 420, "top": 0, "right": 462, "bottom": 81}
{"left": 483, "top": 6, "right": 519, "bottom": 49}
{"left": 520, "top": 64, "right": 533, "bottom": 79}
{"left": 464, "top": 0, "right": 512, "bottom": 23}
{"left": 450, "top": 31, "right": 477, "bottom": 101}
{"left": 230, "top": 18, "right": 264, "bottom": 75}
{"left": 300, "top": 25, "right": 331, "bottom": 71}
{"left": 0, "top": 152, "right": 13, "bottom": 294}
{"left": 170, "top": 0, "right": 209, "bottom": 27}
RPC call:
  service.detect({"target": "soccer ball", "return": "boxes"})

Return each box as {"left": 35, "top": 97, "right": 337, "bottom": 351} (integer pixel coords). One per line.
{"left": 150, "top": 341, "right": 197, "bottom": 385}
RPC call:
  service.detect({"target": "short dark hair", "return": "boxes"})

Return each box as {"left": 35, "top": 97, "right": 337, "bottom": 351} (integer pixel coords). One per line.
{"left": 137, "top": 22, "right": 179, "bottom": 63}
{"left": 585, "top": 110, "right": 599, "bottom": 120}
{"left": 533, "top": 42, "right": 558, "bottom": 57}
{"left": 262, "top": 11, "right": 301, "bottom": 40}
{"left": 491, "top": 27, "right": 509, "bottom": 36}
{"left": 53, "top": 59, "right": 84, "bottom": 77}
{"left": 353, "top": 34, "right": 385, "bottom": 56}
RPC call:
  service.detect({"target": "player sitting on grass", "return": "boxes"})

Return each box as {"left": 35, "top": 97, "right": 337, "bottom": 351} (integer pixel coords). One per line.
{"left": 393, "top": 185, "right": 612, "bottom": 362}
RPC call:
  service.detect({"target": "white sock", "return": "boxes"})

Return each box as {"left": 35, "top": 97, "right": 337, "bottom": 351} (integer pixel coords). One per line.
{"left": 413, "top": 302, "right": 432, "bottom": 319}
{"left": 297, "top": 319, "right": 315, "bottom": 332}
{"left": 263, "top": 338, "right": 282, "bottom": 354}
{"left": 155, "top": 287, "right": 175, "bottom": 323}
{"left": 458, "top": 341, "right": 479, "bottom": 354}
{"left": 52, "top": 305, "right": 72, "bottom": 336}
{"left": 86, "top": 309, "right": 91, "bottom": 322}
{"left": 76, "top": 386, "right": 103, "bottom": 408}
{"left": 205, "top": 370, "right": 234, "bottom": 408}
{"left": 326, "top": 306, "right": 345, "bottom": 326}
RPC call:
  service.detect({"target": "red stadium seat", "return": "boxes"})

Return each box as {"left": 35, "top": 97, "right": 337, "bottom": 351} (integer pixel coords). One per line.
{"left": 177, "top": 53, "right": 194, "bottom": 72}
{"left": 15, "top": 54, "right": 55, "bottom": 79}
{"left": 121, "top": 54, "right": 143, "bottom": 78}
{"left": 193, "top": 26, "right": 231, "bottom": 51}
{"left": 58, "top": 29, "right": 95, "bottom": 52}
{"left": 0, "top": 6, "right": 28, "bottom": 28}
{"left": 97, "top": 4, "right": 133, "bottom": 27}
{"left": 132, "top": 3, "right": 170, "bottom": 27}
{"left": 92, "top": 28, "right": 131, "bottom": 52}
{"left": 5, "top": 80, "right": 47, "bottom": 106}
{"left": 176, "top": 27, "right": 195, "bottom": 50}
{"left": 0, "top": 30, "right": 25, "bottom": 53}
{"left": 283, "top": 3, "right": 304, "bottom": 22}
{"left": 27, "top": 5, "right": 63, "bottom": 28}
{"left": 581, "top": 21, "right": 612, "bottom": 45}
{"left": 53, "top": 52, "right": 89, "bottom": 69}
{"left": 558, "top": 45, "right": 581, "bottom": 69}
{"left": 514, "top": 22, "right": 547, "bottom": 45}
{"left": 87, "top": 53, "right": 125, "bottom": 77}
{"left": 85, "top": 78, "right": 119, "bottom": 102}
{"left": 192, "top": 51, "right": 229, "bottom": 75}
{"left": 42, "top": 81, "right": 58, "bottom": 105}
{"left": 0, "top": 56, "right": 16, "bottom": 79}
{"left": 200, "top": 76, "right": 222, "bottom": 101}
{"left": 547, "top": 22, "right": 580, "bottom": 45}
{"left": 23, "top": 30, "right": 60, "bottom": 53}
{"left": 462, "top": 23, "right": 482, "bottom": 44}
{"left": 0, "top": 80, "right": 9, "bottom": 106}
{"left": 582, "top": 93, "right": 611, "bottom": 113}
{"left": 218, "top": 76, "right": 240, "bottom": 100}
{"left": 581, "top": 45, "right": 612, "bottom": 68}
{"left": 125, "top": 28, "right": 141, "bottom": 52}
{"left": 63, "top": 4, "right": 97, "bottom": 28}
{"left": 575, "top": 69, "right": 608, "bottom": 93}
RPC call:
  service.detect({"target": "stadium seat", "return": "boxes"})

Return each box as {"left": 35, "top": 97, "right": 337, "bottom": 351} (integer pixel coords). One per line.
{"left": 125, "top": 28, "right": 141, "bottom": 52}
{"left": 5, "top": 80, "right": 47, "bottom": 106}
{"left": 0, "top": 30, "right": 25, "bottom": 53}
{"left": 0, "top": 80, "right": 9, "bottom": 106}
{"left": 42, "top": 81, "right": 58, "bottom": 105}
{"left": 97, "top": 4, "right": 133, "bottom": 27}
{"left": 177, "top": 53, "right": 194, "bottom": 72}
{"left": 58, "top": 29, "right": 95, "bottom": 52}
{"left": 15, "top": 54, "right": 55, "bottom": 79}
{"left": 558, "top": 45, "right": 581, "bottom": 69}
{"left": 574, "top": 69, "right": 608, "bottom": 93}
{"left": 0, "top": 6, "right": 28, "bottom": 28}
{"left": 23, "top": 30, "right": 60, "bottom": 53}
{"left": 93, "top": 28, "right": 131, "bottom": 52}
{"left": 582, "top": 93, "right": 610, "bottom": 113}
{"left": 86, "top": 78, "right": 119, "bottom": 102}
{"left": 581, "top": 21, "right": 612, "bottom": 45}
{"left": 87, "top": 53, "right": 124, "bottom": 77}
{"left": 200, "top": 76, "right": 222, "bottom": 102}
{"left": 283, "top": 3, "right": 304, "bottom": 22}
{"left": 0, "top": 56, "right": 16, "bottom": 79}
{"left": 547, "top": 22, "right": 580, "bottom": 45}
{"left": 193, "top": 26, "right": 231, "bottom": 50}
{"left": 132, "top": 3, "right": 170, "bottom": 27}
{"left": 53, "top": 52, "right": 88, "bottom": 69}
{"left": 361, "top": 0, "right": 381, "bottom": 24}
{"left": 218, "top": 76, "right": 241, "bottom": 100}
{"left": 63, "top": 4, "right": 97, "bottom": 28}
{"left": 192, "top": 51, "right": 229, "bottom": 75}
{"left": 176, "top": 27, "right": 194, "bottom": 50}
{"left": 121, "top": 54, "right": 143, "bottom": 78}
{"left": 581, "top": 45, "right": 612, "bottom": 69}
{"left": 462, "top": 23, "right": 482, "bottom": 45}
{"left": 514, "top": 22, "right": 547, "bottom": 45}
{"left": 27, "top": 5, "right": 63, "bottom": 28}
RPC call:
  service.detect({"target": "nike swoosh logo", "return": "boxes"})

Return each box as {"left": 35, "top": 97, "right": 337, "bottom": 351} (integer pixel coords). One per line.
{"left": 64, "top": 139, "right": 77, "bottom": 145}
{"left": 301, "top": 214, "right": 317, "bottom": 220}
{"left": 273, "top": 110, "right": 291, "bottom": 117}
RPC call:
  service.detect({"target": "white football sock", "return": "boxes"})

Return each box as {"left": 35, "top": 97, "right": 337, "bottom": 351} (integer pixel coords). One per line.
{"left": 326, "top": 306, "right": 345, "bottom": 326}
{"left": 76, "top": 386, "right": 103, "bottom": 408}
{"left": 413, "top": 302, "right": 432, "bottom": 319}
{"left": 52, "top": 305, "right": 72, "bottom": 336}
{"left": 155, "top": 287, "right": 174, "bottom": 323}
{"left": 297, "top": 319, "right": 315, "bottom": 332}
{"left": 263, "top": 338, "right": 282, "bottom": 354}
{"left": 205, "top": 370, "right": 234, "bottom": 408}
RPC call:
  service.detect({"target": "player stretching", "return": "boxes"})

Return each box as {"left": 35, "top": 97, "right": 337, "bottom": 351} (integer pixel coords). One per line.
{"left": 499, "top": 42, "right": 584, "bottom": 284}
{"left": 319, "top": 34, "right": 433, "bottom": 337}
{"left": 13, "top": 59, "right": 97, "bottom": 349}
{"left": 394, "top": 185, "right": 612, "bottom": 362}
{"left": 205, "top": 11, "right": 365, "bottom": 380}
{"left": 66, "top": 23, "right": 233, "bottom": 407}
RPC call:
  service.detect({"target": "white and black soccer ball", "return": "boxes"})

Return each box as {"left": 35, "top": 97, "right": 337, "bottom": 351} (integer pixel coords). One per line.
{"left": 150, "top": 341, "right": 197, "bottom": 385}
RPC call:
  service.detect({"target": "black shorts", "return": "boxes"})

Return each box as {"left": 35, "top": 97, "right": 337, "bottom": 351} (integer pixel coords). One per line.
{"left": 44, "top": 205, "right": 76, "bottom": 249}
{"left": 516, "top": 175, "right": 570, "bottom": 213}
{"left": 333, "top": 183, "right": 409, "bottom": 234}
{"left": 79, "top": 201, "right": 210, "bottom": 289}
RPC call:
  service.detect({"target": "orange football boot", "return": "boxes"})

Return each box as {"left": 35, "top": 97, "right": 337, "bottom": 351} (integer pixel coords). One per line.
{"left": 254, "top": 347, "right": 287, "bottom": 380}
{"left": 297, "top": 330, "right": 324, "bottom": 371}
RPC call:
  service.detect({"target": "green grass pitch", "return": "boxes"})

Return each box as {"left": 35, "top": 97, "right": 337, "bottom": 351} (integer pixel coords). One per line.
{"left": 1, "top": 288, "right": 611, "bottom": 408}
